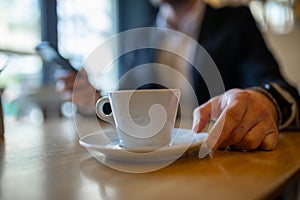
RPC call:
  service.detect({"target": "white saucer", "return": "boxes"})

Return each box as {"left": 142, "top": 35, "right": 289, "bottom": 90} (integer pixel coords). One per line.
{"left": 79, "top": 128, "right": 207, "bottom": 163}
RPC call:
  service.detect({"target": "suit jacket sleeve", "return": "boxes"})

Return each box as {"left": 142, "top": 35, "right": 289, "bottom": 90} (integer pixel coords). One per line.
{"left": 199, "top": 6, "right": 300, "bottom": 128}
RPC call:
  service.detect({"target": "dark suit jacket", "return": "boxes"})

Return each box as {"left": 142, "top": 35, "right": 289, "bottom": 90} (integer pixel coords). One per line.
{"left": 117, "top": 5, "right": 300, "bottom": 108}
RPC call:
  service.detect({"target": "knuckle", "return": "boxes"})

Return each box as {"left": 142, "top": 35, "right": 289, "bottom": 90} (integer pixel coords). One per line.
{"left": 234, "top": 132, "right": 261, "bottom": 150}
{"left": 231, "top": 129, "right": 245, "bottom": 143}
{"left": 237, "top": 124, "right": 246, "bottom": 133}
{"left": 231, "top": 134, "right": 243, "bottom": 144}
{"left": 198, "top": 104, "right": 208, "bottom": 113}
{"left": 225, "top": 107, "right": 242, "bottom": 124}
{"left": 262, "top": 117, "right": 276, "bottom": 130}
{"left": 197, "top": 104, "right": 212, "bottom": 118}
{"left": 239, "top": 90, "right": 251, "bottom": 99}
{"left": 261, "top": 132, "right": 279, "bottom": 150}
{"left": 255, "top": 104, "right": 268, "bottom": 117}
{"left": 232, "top": 89, "right": 251, "bottom": 101}
{"left": 243, "top": 135, "right": 260, "bottom": 149}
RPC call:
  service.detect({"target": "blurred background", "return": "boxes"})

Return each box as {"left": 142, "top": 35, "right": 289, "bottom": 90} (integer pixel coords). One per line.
{"left": 0, "top": 0, "right": 299, "bottom": 125}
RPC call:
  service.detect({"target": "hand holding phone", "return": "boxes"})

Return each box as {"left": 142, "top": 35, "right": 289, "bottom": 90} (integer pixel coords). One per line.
{"left": 35, "top": 41, "right": 77, "bottom": 72}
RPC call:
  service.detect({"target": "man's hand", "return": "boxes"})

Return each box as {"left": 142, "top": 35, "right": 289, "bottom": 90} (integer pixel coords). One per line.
{"left": 192, "top": 89, "right": 279, "bottom": 151}
{"left": 56, "top": 68, "right": 100, "bottom": 114}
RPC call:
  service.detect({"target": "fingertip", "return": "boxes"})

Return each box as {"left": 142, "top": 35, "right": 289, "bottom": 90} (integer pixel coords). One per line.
{"left": 259, "top": 131, "right": 279, "bottom": 150}
{"left": 193, "top": 107, "right": 200, "bottom": 119}
{"left": 192, "top": 117, "right": 211, "bottom": 133}
{"left": 205, "top": 119, "right": 224, "bottom": 150}
{"left": 192, "top": 117, "right": 200, "bottom": 132}
{"left": 55, "top": 80, "right": 65, "bottom": 92}
{"left": 206, "top": 137, "right": 218, "bottom": 150}
{"left": 192, "top": 106, "right": 212, "bottom": 132}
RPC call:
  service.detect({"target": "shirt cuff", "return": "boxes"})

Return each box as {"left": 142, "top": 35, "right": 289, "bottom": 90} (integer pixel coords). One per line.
{"left": 250, "top": 82, "right": 299, "bottom": 130}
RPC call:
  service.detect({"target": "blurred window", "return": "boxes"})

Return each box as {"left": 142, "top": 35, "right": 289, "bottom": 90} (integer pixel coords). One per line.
{"left": 56, "top": 0, "right": 118, "bottom": 90}
{"left": 250, "top": 0, "right": 295, "bottom": 34}
{"left": 0, "top": 0, "right": 117, "bottom": 121}
{"left": 0, "top": 0, "right": 42, "bottom": 118}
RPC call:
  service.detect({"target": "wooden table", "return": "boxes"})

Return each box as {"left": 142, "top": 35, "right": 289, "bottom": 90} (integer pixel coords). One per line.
{"left": 0, "top": 116, "right": 300, "bottom": 200}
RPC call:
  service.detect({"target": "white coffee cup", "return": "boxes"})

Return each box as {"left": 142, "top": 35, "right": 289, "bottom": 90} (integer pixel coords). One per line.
{"left": 95, "top": 89, "right": 181, "bottom": 151}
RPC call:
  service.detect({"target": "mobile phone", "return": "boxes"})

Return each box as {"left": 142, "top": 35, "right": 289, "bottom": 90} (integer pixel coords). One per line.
{"left": 35, "top": 41, "right": 77, "bottom": 72}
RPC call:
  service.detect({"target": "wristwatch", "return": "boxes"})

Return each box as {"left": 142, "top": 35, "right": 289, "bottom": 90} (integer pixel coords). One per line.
{"left": 252, "top": 82, "right": 297, "bottom": 129}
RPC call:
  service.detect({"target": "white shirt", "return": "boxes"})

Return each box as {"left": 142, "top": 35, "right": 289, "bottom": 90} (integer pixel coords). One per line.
{"left": 154, "top": 0, "right": 206, "bottom": 122}
{"left": 156, "top": 0, "right": 205, "bottom": 39}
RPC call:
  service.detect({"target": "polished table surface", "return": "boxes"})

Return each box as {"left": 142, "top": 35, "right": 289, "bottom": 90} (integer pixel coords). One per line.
{"left": 1, "top": 116, "right": 300, "bottom": 200}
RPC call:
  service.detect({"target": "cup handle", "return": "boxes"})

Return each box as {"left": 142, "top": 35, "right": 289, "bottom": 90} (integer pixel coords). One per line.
{"left": 95, "top": 97, "right": 115, "bottom": 125}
